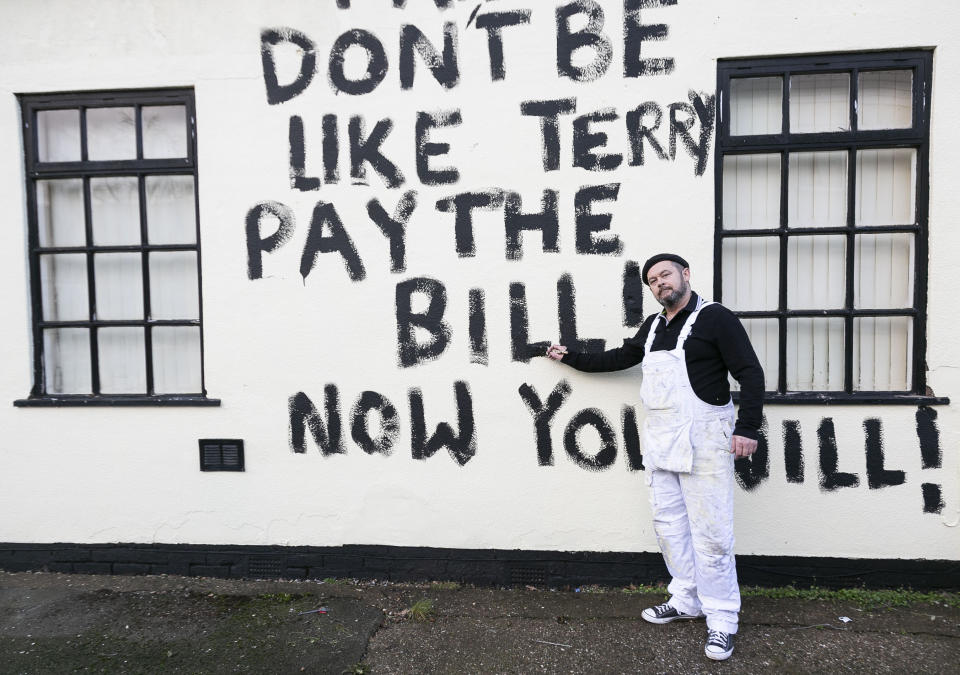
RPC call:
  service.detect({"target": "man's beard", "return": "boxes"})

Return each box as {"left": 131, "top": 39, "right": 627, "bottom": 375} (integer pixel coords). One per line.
{"left": 656, "top": 279, "right": 689, "bottom": 310}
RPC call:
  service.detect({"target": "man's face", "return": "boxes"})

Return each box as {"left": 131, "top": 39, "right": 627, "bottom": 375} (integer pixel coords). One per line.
{"left": 647, "top": 261, "right": 690, "bottom": 309}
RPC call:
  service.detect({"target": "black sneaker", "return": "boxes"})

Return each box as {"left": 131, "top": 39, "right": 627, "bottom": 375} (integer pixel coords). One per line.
{"left": 641, "top": 603, "right": 704, "bottom": 624}
{"left": 704, "top": 629, "right": 734, "bottom": 660}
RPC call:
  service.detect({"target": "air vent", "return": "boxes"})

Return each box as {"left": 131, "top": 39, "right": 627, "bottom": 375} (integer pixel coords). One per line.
{"left": 248, "top": 557, "right": 283, "bottom": 578}
{"left": 510, "top": 566, "right": 547, "bottom": 586}
{"left": 199, "top": 439, "right": 245, "bottom": 471}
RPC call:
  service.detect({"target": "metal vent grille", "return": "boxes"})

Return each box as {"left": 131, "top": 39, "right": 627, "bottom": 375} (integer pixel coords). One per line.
{"left": 510, "top": 566, "right": 547, "bottom": 586}
{"left": 248, "top": 557, "right": 283, "bottom": 578}
{"left": 199, "top": 439, "right": 245, "bottom": 471}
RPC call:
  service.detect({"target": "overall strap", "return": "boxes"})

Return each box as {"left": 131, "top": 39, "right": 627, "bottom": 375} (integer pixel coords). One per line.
{"left": 644, "top": 296, "right": 711, "bottom": 353}
{"left": 676, "top": 297, "right": 712, "bottom": 349}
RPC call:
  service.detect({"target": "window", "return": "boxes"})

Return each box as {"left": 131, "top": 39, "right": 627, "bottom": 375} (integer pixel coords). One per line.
{"left": 16, "top": 89, "right": 216, "bottom": 406}
{"left": 715, "top": 50, "right": 942, "bottom": 403}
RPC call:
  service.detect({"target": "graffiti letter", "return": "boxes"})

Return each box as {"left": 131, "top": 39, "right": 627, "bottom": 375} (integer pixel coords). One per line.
{"left": 400, "top": 22, "right": 460, "bottom": 90}
{"left": 623, "top": 0, "right": 677, "bottom": 78}
{"left": 504, "top": 190, "right": 560, "bottom": 260}
{"left": 626, "top": 102, "right": 669, "bottom": 166}
{"left": 783, "top": 420, "right": 804, "bottom": 483}
{"left": 322, "top": 114, "right": 339, "bottom": 184}
{"left": 622, "top": 405, "right": 645, "bottom": 471}
{"left": 475, "top": 10, "right": 531, "bottom": 81}
{"left": 556, "top": 0, "right": 612, "bottom": 82}
{"left": 573, "top": 109, "right": 623, "bottom": 171}
{"left": 260, "top": 28, "right": 317, "bottom": 105}
{"left": 416, "top": 110, "right": 462, "bottom": 185}
{"left": 289, "top": 387, "right": 344, "bottom": 455}
{"left": 300, "top": 201, "right": 365, "bottom": 281}
{"left": 510, "top": 282, "right": 551, "bottom": 362}
{"left": 520, "top": 98, "right": 577, "bottom": 172}
{"left": 368, "top": 190, "right": 418, "bottom": 273}
{"left": 395, "top": 277, "right": 451, "bottom": 367}
{"left": 564, "top": 408, "right": 617, "bottom": 471}
{"left": 518, "top": 380, "right": 573, "bottom": 466}
{"left": 557, "top": 273, "right": 605, "bottom": 353}
{"left": 669, "top": 91, "right": 716, "bottom": 176}
{"left": 622, "top": 260, "right": 645, "bottom": 327}
{"left": 246, "top": 201, "right": 295, "bottom": 280}
{"left": 289, "top": 115, "right": 320, "bottom": 192}
{"left": 864, "top": 418, "right": 906, "bottom": 489}
{"left": 575, "top": 183, "right": 622, "bottom": 255}
{"left": 469, "top": 288, "right": 488, "bottom": 366}
{"left": 916, "top": 406, "right": 942, "bottom": 469}
{"left": 818, "top": 418, "right": 859, "bottom": 491}
{"left": 351, "top": 391, "right": 400, "bottom": 456}
{"left": 409, "top": 381, "right": 476, "bottom": 466}
{"left": 734, "top": 416, "right": 769, "bottom": 491}
{"left": 435, "top": 189, "right": 505, "bottom": 257}
{"left": 329, "top": 29, "right": 389, "bottom": 96}
{"left": 349, "top": 116, "right": 404, "bottom": 188}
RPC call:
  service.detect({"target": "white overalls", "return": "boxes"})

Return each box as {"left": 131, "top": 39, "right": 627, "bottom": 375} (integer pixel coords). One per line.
{"left": 639, "top": 298, "right": 740, "bottom": 634}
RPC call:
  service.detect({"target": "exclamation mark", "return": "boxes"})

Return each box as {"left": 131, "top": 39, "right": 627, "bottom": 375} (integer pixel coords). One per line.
{"left": 916, "top": 406, "right": 945, "bottom": 514}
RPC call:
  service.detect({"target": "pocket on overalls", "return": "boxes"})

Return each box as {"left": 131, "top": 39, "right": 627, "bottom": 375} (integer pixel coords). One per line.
{"left": 639, "top": 364, "right": 677, "bottom": 411}
{"left": 692, "top": 416, "right": 731, "bottom": 454}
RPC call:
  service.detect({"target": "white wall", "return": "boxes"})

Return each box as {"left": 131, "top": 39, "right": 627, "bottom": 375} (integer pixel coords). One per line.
{"left": 0, "top": 0, "right": 957, "bottom": 560}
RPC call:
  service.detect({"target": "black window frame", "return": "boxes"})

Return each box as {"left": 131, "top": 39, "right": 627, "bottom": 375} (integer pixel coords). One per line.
{"left": 15, "top": 87, "right": 219, "bottom": 407}
{"left": 715, "top": 49, "right": 947, "bottom": 405}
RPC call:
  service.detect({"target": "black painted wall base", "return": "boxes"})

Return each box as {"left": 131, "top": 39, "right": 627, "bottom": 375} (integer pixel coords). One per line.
{"left": 0, "top": 543, "right": 956, "bottom": 590}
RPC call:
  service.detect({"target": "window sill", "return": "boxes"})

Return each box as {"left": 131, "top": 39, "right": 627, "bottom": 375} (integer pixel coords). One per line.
{"left": 14, "top": 395, "right": 221, "bottom": 407}
{"left": 733, "top": 392, "right": 949, "bottom": 406}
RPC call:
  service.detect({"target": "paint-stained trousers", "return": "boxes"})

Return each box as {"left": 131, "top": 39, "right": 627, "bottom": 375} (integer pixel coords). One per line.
{"left": 646, "top": 439, "right": 741, "bottom": 634}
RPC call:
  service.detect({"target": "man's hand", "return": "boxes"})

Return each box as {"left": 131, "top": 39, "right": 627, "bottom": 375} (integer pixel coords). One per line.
{"left": 730, "top": 434, "right": 758, "bottom": 458}
{"left": 545, "top": 344, "right": 568, "bottom": 360}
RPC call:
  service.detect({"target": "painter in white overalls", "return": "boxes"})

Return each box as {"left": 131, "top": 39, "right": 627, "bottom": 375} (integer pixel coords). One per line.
{"left": 640, "top": 295, "right": 740, "bottom": 635}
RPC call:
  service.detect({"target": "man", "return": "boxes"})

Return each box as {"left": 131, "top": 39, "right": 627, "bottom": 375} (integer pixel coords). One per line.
{"left": 546, "top": 253, "right": 764, "bottom": 661}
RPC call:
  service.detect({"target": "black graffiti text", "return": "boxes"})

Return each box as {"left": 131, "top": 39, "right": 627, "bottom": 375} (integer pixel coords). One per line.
{"left": 290, "top": 381, "right": 476, "bottom": 466}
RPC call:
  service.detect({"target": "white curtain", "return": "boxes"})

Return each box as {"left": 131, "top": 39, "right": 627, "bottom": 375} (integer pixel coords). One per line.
{"left": 724, "top": 71, "right": 917, "bottom": 391}
{"left": 859, "top": 70, "right": 912, "bottom": 130}
{"left": 730, "top": 77, "right": 782, "bottom": 135}
{"left": 790, "top": 73, "right": 849, "bottom": 133}
{"left": 36, "top": 104, "right": 198, "bottom": 395}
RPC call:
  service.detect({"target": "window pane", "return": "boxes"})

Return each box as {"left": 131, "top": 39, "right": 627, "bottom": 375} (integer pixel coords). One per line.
{"left": 788, "top": 151, "right": 847, "bottom": 228}
{"left": 721, "top": 237, "right": 779, "bottom": 310}
{"left": 98, "top": 327, "right": 146, "bottom": 393}
{"left": 790, "top": 73, "right": 850, "bottom": 133}
{"left": 859, "top": 70, "right": 913, "bottom": 130}
{"left": 149, "top": 252, "right": 199, "bottom": 320}
{"left": 43, "top": 328, "right": 91, "bottom": 394}
{"left": 787, "top": 235, "right": 846, "bottom": 309}
{"left": 37, "top": 109, "right": 81, "bottom": 162}
{"left": 853, "top": 317, "right": 913, "bottom": 391}
{"left": 36, "top": 179, "right": 85, "bottom": 247}
{"left": 152, "top": 326, "right": 202, "bottom": 394}
{"left": 91, "top": 176, "right": 141, "bottom": 245}
{"left": 855, "top": 233, "right": 914, "bottom": 309}
{"left": 722, "top": 154, "right": 780, "bottom": 230}
{"left": 142, "top": 105, "right": 187, "bottom": 158}
{"left": 787, "top": 318, "right": 844, "bottom": 391}
{"left": 730, "top": 319, "right": 778, "bottom": 392}
{"left": 856, "top": 148, "right": 916, "bottom": 225}
{"left": 86, "top": 107, "right": 136, "bottom": 160}
{"left": 730, "top": 77, "right": 782, "bottom": 135}
{"left": 40, "top": 253, "right": 88, "bottom": 321}
{"left": 146, "top": 175, "right": 196, "bottom": 244}
{"left": 94, "top": 253, "right": 143, "bottom": 320}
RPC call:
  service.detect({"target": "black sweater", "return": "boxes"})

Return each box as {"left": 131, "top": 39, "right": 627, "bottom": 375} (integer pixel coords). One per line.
{"left": 560, "top": 292, "right": 765, "bottom": 440}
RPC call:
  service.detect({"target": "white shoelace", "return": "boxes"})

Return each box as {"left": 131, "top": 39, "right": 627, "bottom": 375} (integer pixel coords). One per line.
{"left": 707, "top": 629, "right": 729, "bottom": 647}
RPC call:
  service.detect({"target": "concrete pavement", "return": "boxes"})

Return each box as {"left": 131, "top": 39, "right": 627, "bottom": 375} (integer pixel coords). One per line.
{"left": 1, "top": 571, "right": 957, "bottom": 673}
